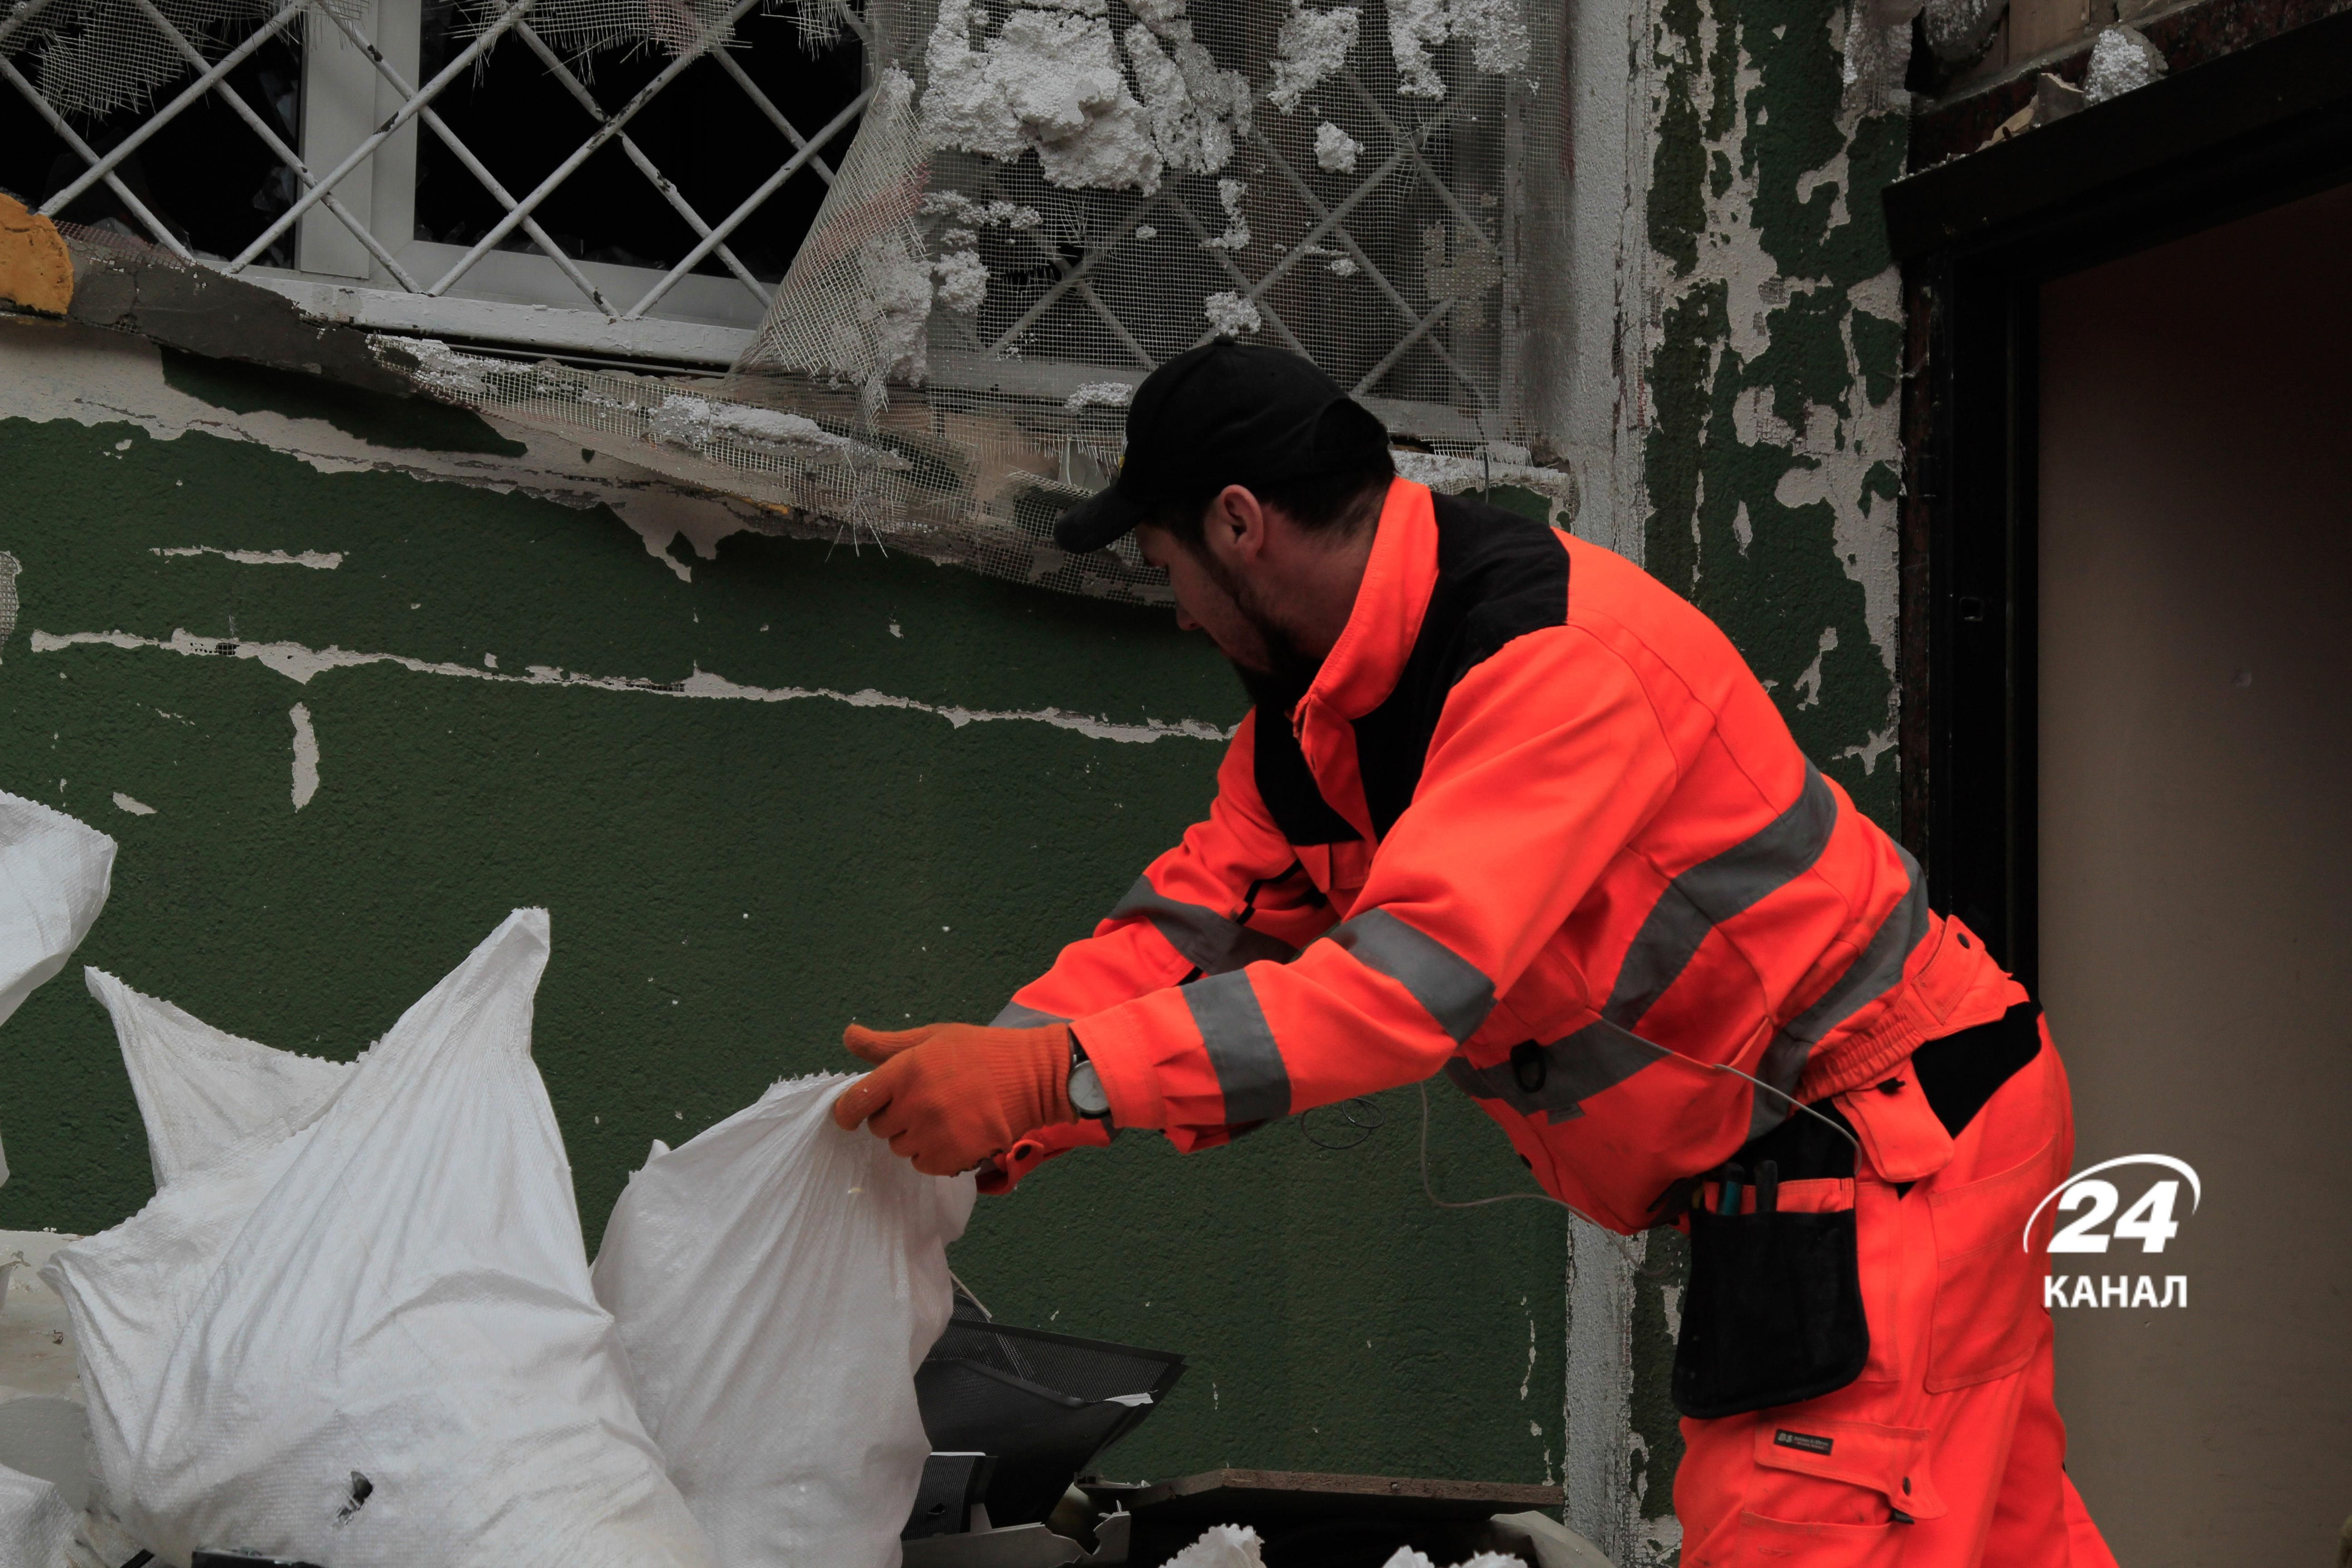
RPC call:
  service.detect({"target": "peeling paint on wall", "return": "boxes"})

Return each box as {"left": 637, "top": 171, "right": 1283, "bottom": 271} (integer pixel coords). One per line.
{"left": 30, "top": 628, "right": 1232, "bottom": 745}
{"left": 289, "top": 704, "right": 320, "bottom": 810}
{"left": 153, "top": 546, "right": 343, "bottom": 570}
{"left": 0, "top": 321, "right": 779, "bottom": 586}
{"left": 1641, "top": 0, "right": 1907, "bottom": 833}
{"left": 0, "top": 551, "right": 16, "bottom": 660}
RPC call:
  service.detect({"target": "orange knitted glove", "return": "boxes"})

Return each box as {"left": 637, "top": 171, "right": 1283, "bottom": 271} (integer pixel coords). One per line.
{"left": 831, "top": 1021, "right": 1077, "bottom": 1176}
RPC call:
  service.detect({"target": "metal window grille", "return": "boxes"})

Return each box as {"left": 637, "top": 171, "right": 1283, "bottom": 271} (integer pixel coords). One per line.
{"left": 376, "top": 0, "right": 1578, "bottom": 604}
{"left": 0, "top": 0, "right": 871, "bottom": 365}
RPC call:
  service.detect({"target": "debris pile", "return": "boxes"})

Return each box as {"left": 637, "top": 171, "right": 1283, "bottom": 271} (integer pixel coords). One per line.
{"left": 39, "top": 904, "right": 970, "bottom": 1568}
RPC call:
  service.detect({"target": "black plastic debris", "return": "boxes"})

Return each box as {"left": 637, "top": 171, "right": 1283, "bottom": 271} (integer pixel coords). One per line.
{"left": 912, "top": 1300, "right": 1184, "bottom": 1529}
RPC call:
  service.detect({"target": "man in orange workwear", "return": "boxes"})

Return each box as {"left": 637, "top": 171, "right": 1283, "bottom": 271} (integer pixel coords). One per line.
{"left": 833, "top": 341, "right": 2118, "bottom": 1567}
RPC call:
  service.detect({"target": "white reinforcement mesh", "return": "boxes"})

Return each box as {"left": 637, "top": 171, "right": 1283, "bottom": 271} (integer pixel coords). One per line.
{"left": 1, "top": 0, "right": 833, "bottom": 118}
{"left": 3, "top": 0, "right": 357, "bottom": 118}
{"left": 455, "top": 0, "right": 853, "bottom": 71}
{"left": 392, "top": 0, "right": 1576, "bottom": 601}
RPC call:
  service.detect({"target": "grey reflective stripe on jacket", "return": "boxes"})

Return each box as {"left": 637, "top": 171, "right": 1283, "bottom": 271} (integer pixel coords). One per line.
{"left": 1180, "top": 970, "right": 1291, "bottom": 1125}
{"left": 1327, "top": 908, "right": 1495, "bottom": 1043}
{"left": 1446, "top": 768, "right": 1916, "bottom": 1127}
{"left": 1744, "top": 844, "right": 1931, "bottom": 1137}
{"left": 1107, "top": 875, "right": 1300, "bottom": 976}
{"left": 1603, "top": 765, "right": 1838, "bottom": 1029}
{"left": 990, "top": 1001, "right": 1069, "bottom": 1028}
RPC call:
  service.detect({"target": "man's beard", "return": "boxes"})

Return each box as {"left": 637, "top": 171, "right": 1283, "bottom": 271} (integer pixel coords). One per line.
{"left": 1193, "top": 545, "right": 1323, "bottom": 714}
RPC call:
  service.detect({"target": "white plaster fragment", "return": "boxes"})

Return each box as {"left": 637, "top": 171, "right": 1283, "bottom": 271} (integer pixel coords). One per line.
{"left": 645, "top": 394, "right": 848, "bottom": 459}
{"left": 931, "top": 249, "right": 990, "bottom": 314}
{"left": 922, "top": 0, "right": 1166, "bottom": 193}
{"left": 1313, "top": 121, "right": 1362, "bottom": 172}
{"left": 1063, "top": 381, "right": 1134, "bottom": 412}
{"left": 111, "top": 793, "right": 155, "bottom": 816}
{"left": 1203, "top": 291, "right": 1262, "bottom": 335}
{"left": 1389, "top": 0, "right": 1530, "bottom": 98}
{"left": 1200, "top": 177, "right": 1251, "bottom": 251}
{"left": 29, "top": 628, "right": 1232, "bottom": 746}
{"left": 150, "top": 546, "right": 343, "bottom": 570}
{"left": 920, "top": 193, "right": 1044, "bottom": 231}
{"left": 1390, "top": 449, "right": 1577, "bottom": 524}
{"left": 1125, "top": 19, "right": 1250, "bottom": 176}
{"left": 288, "top": 703, "right": 319, "bottom": 809}
{"left": 1269, "top": 4, "right": 1361, "bottom": 113}
{"left": 1134, "top": 224, "right": 1158, "bottom": 240}
{"left": 2082, "top": 25, "right": 2165, "bottom": 104}
{"left": 1731, "top": 501, "right": 1753, "bottom": 554}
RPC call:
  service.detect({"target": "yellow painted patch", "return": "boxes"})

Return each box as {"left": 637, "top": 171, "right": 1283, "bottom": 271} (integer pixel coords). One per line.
{"left": 0, "top": 190, "right": 73, "bottom": 317}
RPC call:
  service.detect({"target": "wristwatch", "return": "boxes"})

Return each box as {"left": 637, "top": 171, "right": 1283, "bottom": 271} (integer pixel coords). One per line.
{"left": 1068, "top": 1035, "right": 1112, "bottom": 1120}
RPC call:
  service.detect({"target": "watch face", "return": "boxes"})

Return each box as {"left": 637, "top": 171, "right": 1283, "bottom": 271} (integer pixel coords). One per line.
{"left": 1069, "top": 1061, "right": 1111, "bottom": 1117}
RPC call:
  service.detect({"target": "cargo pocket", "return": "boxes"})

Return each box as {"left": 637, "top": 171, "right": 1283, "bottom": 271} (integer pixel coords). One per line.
{"left": 1699, "top": 1512, "right": 1901, "bottom": 1568}
{"left": 1690, "top": 1419, "right": 1944, "bottom": 1568}
{"left": 1672, "top": 1174, "right": 1868, "bottom": 1419}
{"left": 1924, "top": 1127, "right": 2063, "bottom": 1392}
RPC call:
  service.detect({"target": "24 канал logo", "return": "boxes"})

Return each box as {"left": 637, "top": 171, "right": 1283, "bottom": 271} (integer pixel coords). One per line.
{"left": 2025, "top": 1155, "right": 2201, "bottom": 1311}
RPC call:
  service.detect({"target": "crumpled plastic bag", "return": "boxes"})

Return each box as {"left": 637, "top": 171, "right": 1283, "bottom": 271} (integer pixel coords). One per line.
{"left": 0, "top": 1460, "right": 74, "bottom": 1567}
{"left": 0, "top": 791, "right": 116, "bottom": 1185}
{"left": 46, "top": 909, "right": 713, "bottom": 1568}
{"left": 591, "top": 1075, "right": 976, "bottom": 1568}
{"left": 84, "top": 968, "right": 352, "bottom": 1191}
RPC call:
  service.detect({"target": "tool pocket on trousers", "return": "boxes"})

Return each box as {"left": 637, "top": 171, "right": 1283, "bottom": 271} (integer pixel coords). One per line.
{"left": 1925, "top": 1127, "right": 2061, "bottom": 1392}
{"left": 1673, "top": 1176, "right": 1868, "bottom": 1419}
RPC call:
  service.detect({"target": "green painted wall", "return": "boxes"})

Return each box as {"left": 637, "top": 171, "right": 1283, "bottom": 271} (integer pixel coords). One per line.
{"left": 0, "top": 378, "right": 1566, "bottom": 1487}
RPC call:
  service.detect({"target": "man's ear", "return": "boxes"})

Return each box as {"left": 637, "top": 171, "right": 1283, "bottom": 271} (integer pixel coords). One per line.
{"left": 1211, "top": 484, "right": 1269, "bottom": 561}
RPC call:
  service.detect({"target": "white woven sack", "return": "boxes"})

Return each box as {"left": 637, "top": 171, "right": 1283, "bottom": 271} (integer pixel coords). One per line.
{"left": 0, "top": 791, "right": 116, "bottom": 1185}
{"left": 84, "top": 968, "right": 353, "bottom": 1191}
{"left": 45, "top": 909, "right": 714, "bottom": 1568}
{"left": 592, "top": 1074, "right": 976, "bottom": 1568}
{"left": 0, "top": 1459, "right": 74, "bottom": 1567}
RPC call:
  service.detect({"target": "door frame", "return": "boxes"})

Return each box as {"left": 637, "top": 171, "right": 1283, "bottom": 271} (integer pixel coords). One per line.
{"left": 1885, "top": 10, "right": 2352, "bottom": 989}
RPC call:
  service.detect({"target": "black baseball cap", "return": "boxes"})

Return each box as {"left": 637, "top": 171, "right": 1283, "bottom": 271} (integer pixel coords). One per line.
{"left": 1053, "top": 339, "right": 1392, "bottom": 554}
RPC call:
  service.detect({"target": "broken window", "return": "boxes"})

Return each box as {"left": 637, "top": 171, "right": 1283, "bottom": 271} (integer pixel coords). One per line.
{"left": 0, "top": 0, "right": 868, "bottom": 365}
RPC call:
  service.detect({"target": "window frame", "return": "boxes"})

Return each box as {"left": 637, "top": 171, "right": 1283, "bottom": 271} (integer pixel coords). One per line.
{"left": 1890, "top": 9, "right": 2352, "bottom": 986}
{"left": 4, "top": 0, "right": 872, "bottom": 365}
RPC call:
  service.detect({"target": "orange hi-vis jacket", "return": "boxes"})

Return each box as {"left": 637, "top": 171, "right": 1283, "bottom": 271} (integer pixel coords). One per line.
{"left": 992, "top": 478, "right": 2026, "bottom": 1229}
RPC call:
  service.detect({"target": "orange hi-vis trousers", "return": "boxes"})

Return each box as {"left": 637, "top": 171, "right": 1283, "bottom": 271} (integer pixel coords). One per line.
{"left": 1675, "top": 1023, "right": 2120, "bottom": 1567}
